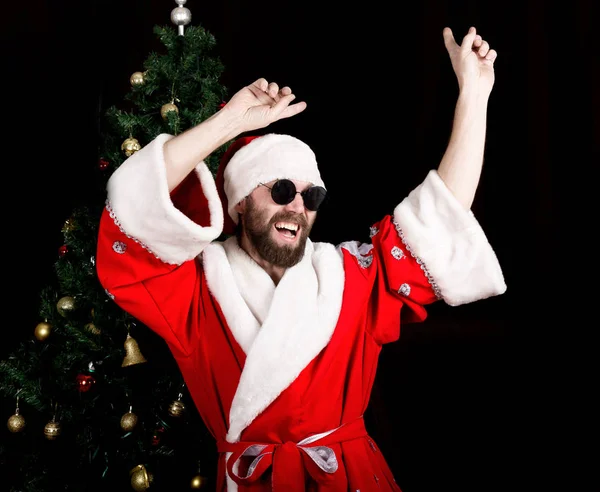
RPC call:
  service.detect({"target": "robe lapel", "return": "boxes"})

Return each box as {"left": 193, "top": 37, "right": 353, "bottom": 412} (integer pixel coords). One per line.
{"left": 202, "top": 237, "right": 345, "bottom": 443}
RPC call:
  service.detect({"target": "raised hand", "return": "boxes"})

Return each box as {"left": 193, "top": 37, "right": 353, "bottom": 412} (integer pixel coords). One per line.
{"left": 222, "top": 78, "right": 307, "bottom": 133}
{"left": 442, "top": 26, "right": 498, "bottom": 97}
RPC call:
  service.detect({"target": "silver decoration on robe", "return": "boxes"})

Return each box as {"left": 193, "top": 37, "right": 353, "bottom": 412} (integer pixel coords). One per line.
{"left": 398, "top": 283, "right": 411, "bottom": 296}
{"left": 391, "top": 245, "right": 405, "bottom": 260}
{"left": 112, "top": 241, "right": 127, "bottom": 254}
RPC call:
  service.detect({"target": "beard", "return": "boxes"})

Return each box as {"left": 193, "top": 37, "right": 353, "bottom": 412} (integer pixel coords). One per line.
{"left": 242, "top": 196, "right": 313, "bottom": 268}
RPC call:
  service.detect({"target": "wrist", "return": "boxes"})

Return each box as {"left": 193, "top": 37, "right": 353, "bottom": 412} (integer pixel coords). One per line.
{"left": 208, "top": 106, "right": 246, "bottom": 143}
{"left": 457, "top": 86, "right": 490, "bottom": 106}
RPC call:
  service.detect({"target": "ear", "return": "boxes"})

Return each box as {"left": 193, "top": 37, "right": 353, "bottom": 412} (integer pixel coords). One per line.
{"left": 234, "top": 198, "right": 246, "bottom": 214}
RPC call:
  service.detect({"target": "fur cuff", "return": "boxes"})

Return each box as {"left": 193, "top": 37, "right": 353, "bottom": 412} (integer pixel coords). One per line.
{"left": 393, "top": 170, "right": 507, "bottom": 306}
{"left": 106, "top": 134, "right": 224, "bottom": 265}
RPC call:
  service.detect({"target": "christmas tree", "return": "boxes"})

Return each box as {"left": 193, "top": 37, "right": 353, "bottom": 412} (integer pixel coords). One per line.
{"left": 1, "top": 4, "right": 229, "bottom": 491}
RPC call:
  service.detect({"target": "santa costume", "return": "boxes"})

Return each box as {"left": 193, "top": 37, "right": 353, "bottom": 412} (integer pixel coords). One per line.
{"left": 96, "top": 132, "right": 506, "bottom": 491}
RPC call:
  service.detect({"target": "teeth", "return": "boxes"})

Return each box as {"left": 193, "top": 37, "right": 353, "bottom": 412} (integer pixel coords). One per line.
{"left": 275, "top": 222, "right": 299, "bottom": 231}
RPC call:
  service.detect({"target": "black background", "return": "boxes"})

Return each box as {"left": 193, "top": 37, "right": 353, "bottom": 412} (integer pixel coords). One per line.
{"left": 2, "top": 0, "right": 595, "bottom": 490}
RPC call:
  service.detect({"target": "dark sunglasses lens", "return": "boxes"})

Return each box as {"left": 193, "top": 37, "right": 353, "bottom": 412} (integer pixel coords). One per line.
{"left": 271, "top": 179, "right": 296, "bottom": 205}
{"left": 303, "top": 186, "right": 327, "bottom": 211}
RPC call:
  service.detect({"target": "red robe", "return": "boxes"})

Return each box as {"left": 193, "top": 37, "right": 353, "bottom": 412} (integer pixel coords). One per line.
{"left": 96, "top": 134, "right": 506, "bottom": 491}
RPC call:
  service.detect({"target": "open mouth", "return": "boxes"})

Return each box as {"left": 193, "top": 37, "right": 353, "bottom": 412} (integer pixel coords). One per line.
{"left": 274, "top": 221, "right": 300, "bottom": 242}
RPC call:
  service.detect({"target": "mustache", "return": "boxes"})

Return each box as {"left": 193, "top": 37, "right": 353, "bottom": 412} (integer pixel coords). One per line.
{"left": 270, "top": 211, "right": 309, "bottom": 228}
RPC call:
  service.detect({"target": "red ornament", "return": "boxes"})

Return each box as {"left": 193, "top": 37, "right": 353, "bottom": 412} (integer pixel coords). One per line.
{"left": 98, "top": 158, "right": 109, "bottom": 171}
{"left": 58, "top": 245, "right": 68, "bottom": 257}
{"left": 151, "top": 426, "right": 165, "bottom": 446}
{"left": 219, "top": 101, "right": 227, "bottom": 109}
{"left": 76, "top": 373, "right": 96, "bottom": 392}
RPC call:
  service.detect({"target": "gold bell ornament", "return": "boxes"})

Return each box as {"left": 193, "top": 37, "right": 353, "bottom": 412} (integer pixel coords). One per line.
{"left": 121, "top": 331, "right": 147, "bottom": 367}
{"left": 130, "top": 464, "right": 153, "bottom": 491}
{"left": 7, "top": 396, "right": 26, "bottom": 433}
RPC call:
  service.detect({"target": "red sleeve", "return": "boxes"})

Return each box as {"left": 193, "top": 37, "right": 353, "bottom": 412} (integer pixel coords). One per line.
{"left": 345, "top": 215, "right": 440, "bottom": 345}
{"left": 96, "top": 207, "right": 203, "bottom": 357}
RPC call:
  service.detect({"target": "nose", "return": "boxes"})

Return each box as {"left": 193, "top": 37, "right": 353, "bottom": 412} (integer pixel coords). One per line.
{"left": 284, "top": 193, "right": 305, "bottom": 213}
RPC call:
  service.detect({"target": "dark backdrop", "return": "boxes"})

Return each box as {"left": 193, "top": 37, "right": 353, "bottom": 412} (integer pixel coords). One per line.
{"left": 3, "top": 0, "right": 594, "bottom": 490}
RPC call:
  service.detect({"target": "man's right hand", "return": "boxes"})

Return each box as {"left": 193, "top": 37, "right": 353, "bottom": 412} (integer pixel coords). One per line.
{"left": 221, "top": 78, "right": 307, "bottom": 133}
{"left": 162, "top": 78, "right": 305, "bottom": 192}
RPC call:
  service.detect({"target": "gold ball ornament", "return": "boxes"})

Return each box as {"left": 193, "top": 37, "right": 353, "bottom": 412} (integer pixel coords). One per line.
{"left": 168, "top": 399, "right": 186, "bottom": 418}
{"left": 120, "top": 410, "right": 138, "bottom": 432}
{"left": 57, "top": 296, "right": 76, "bottom": 317}
{"left": 34, "top": 321, "right": 52, "bottom": 341}
{"left": 130, "top": 71, "right": 145, "bottom": 86}
{"left": 130, "top": 464, "right": 153, "bottom": 491}
{"left": 190, "top": 474, "right": 208, "bottom": 489}
{"left": 160, "top": 102, "right": 179, "bottom": 120}
{"left": 121, "top": 137, "right": 142, "bottom": 157}
{"left": 44, "top": 419, "right": 61, "bottom": 440}
{"left": 7, "top": 410, "right": 26, "bottom": 433}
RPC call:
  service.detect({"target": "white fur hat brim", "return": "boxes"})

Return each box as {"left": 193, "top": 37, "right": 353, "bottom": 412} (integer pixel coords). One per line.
{"left": 223, "top": 134, "right": 325, "bottom": 225}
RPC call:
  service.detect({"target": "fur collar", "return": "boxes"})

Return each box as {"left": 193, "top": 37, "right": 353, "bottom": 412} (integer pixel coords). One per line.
{"left": 202, "top": 237, "right": 345, "bottom": 442}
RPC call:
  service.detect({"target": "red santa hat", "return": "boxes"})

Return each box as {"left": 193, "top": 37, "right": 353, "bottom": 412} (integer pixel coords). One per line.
{"left": 215, "top": 133, "right": 326, "bottom": 235}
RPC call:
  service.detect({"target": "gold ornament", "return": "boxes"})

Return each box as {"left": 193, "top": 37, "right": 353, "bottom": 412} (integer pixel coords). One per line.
{"left": 130, "top": 71, "right": 145, "bottom": 86}
{"left": 57, "top": 296, "right": 76, "bottom": 317}
{"left": 160, "top": 102, "right": 179, "bottom": 120}
{"left": 7, "top": 398, "right": 26, "bottom": 433}
{"left": 34, "top": 321, "right": 52, "bottom": 341}
{"left": 44, "top": 419, "right": 61, "bottom": 440}
{"left": 130, "top": 464, "right": 153, "bottom": 491}
{"left": 121, "top": 332, "right": 147, "bottom": 367}
{"left": 190, "top": 473, "right": 208, "bottom": 489}
{"left": 84, "top": 322, "right": 101, "bottom": 335}
{"left": 120, "top": 406, "right": 138, "bottom": 432}
{"left": 168, "top": 393, "right": 186, "bottom": 418}
{"left": 61, "top": 217, "right": 76, "bottom": 233}
{"left": 121, "top": 137, "right": 142, "bottom": 157}
{"left": 7, "top": 412, "right": 26, "bottom": 433}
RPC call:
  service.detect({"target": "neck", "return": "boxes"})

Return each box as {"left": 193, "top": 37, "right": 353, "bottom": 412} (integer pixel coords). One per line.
{"left": 239, "top": 234, "right": 286, "bottom": 285}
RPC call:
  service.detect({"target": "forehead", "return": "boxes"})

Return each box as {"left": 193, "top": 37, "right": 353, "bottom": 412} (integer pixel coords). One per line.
{"left": 262, "top": 178, "right": 313, "bottom": 189}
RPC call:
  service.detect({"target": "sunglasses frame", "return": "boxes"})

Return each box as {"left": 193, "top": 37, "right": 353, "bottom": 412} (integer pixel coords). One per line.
{"left": 259, "top": 179, "right": 327, "bottom": 211}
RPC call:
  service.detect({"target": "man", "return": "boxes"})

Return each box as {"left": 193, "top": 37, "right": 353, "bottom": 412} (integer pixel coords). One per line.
{"left": 96, "top": 26, "right": 506, "bottom": 491}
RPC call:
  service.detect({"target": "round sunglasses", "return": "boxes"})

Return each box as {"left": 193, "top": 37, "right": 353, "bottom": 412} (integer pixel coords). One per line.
{"left": 260, "top": 179, "right": 327, "bottom": 211}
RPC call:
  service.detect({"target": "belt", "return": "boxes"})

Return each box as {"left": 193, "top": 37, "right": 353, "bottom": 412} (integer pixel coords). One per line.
{"left": 217, "top": 416, "right": 367, "bottom": 491}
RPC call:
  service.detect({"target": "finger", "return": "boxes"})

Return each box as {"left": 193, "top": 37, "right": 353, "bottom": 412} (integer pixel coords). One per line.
{"left": 460, "top": 26, "right": 478, "bottom": 53}
{"left": 485, "top": 49, "right": 498, "bottom": 63}
{"left": 247, "top": 83, "right": 276, "bottom": 105}
{"left": 473, "top": 35, "right": 483, "bottom": 48}
{"left": 272, "top": 94, "right": 307, "bottom": 119}
{"left": 267, "top": 82, "right": 280, "bottom": 98}
{"left": 279, "top": 86, "right": 292, "bottom": 97}
{"left": 442, "top": 27, "right": 457, "bottom": 51}
{"left": 252, "top": 78, "right": 269, "bottom": 92}
{"left": 477, "top": 40, "right": 490, "bottom": 57}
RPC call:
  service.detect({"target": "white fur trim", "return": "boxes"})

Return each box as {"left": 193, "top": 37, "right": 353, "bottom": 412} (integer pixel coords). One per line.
{"left": 393, "top": 170, "right": 507, "bottom": 306}
{"left": 202, "top": 237, "right": 345, "bottom": 443}
{"left": 225, "top": 456, "right": 237, "bottom": 491}
{"left": 106, "top": 133, "right": 224, "bottom": 264}
{"left": 224, "top": 134, "right": 325, "bottom": 225}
